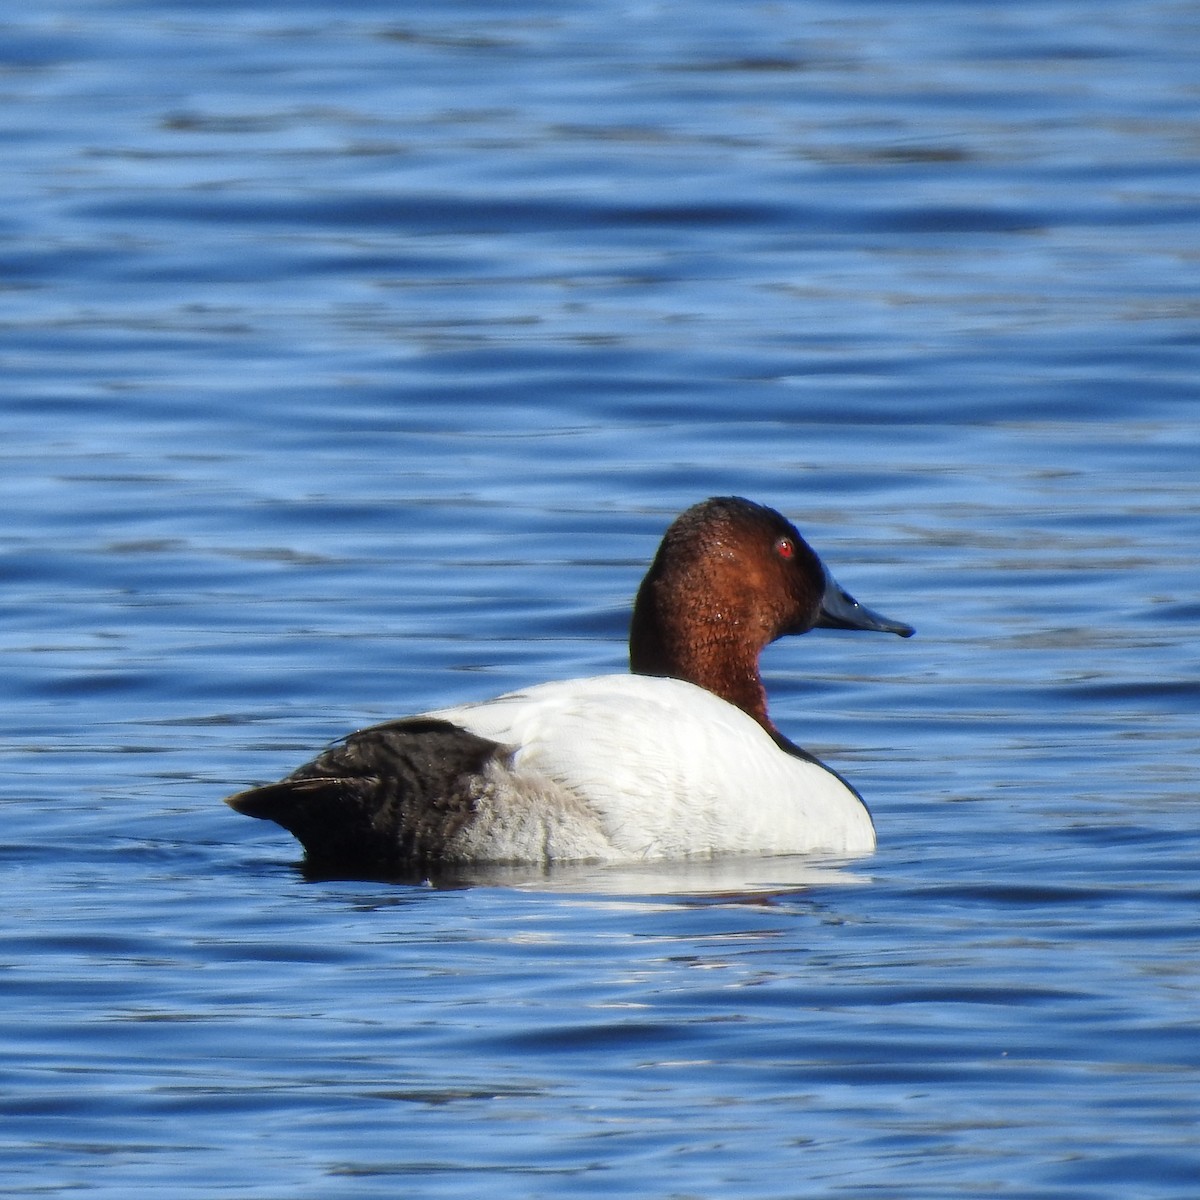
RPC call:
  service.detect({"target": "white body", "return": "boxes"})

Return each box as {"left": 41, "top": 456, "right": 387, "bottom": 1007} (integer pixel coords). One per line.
{"left": 424, "top": 674, "right": 876, "bottom": 863}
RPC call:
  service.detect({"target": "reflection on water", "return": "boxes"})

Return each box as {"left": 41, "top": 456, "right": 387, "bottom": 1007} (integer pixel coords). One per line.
{"left": 303, "top": 855, "right": 877, "bottom": 896}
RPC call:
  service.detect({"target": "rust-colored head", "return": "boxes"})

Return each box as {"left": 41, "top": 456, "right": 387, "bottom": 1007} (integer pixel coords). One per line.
{"left": 629, "top": 496, "right": 912, "bottom": 734}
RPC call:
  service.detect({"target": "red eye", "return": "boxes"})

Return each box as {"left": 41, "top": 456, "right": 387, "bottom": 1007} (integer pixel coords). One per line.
{"left": 775, "top": 536, "right": 794, "bottom": 559}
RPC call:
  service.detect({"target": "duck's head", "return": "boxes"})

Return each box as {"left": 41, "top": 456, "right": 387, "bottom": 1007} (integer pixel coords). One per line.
{"left": 629, "top": 496, "right": 912, "bottom": 732}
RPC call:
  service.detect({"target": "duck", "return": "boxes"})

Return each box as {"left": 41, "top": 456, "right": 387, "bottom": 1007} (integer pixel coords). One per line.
{"left": 225, "top": 496, "right": 913, "bottom": 874}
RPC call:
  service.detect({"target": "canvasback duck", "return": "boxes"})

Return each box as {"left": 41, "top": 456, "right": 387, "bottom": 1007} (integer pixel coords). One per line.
{"left": 226, "top": 496, "right": 913, "bottom": 874}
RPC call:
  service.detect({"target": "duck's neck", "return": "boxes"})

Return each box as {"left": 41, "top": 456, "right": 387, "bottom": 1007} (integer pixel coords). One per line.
{"left": 629, "top": 599, "right": 776, "bottom": 736}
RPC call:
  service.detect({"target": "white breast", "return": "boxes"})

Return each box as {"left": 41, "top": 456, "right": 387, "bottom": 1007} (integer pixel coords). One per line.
{"left": 426, "top": 675, "right": 875, "bottom": 861}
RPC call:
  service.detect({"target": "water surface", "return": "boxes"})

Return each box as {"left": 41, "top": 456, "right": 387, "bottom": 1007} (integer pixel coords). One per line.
{"left": 2, "top": 1, "right": 1199, "bottom": 1196}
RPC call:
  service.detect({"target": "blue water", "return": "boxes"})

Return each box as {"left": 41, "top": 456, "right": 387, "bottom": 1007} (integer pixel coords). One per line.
{"left": 3, "top": 0, "right": 1199, "bottom": 1195}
